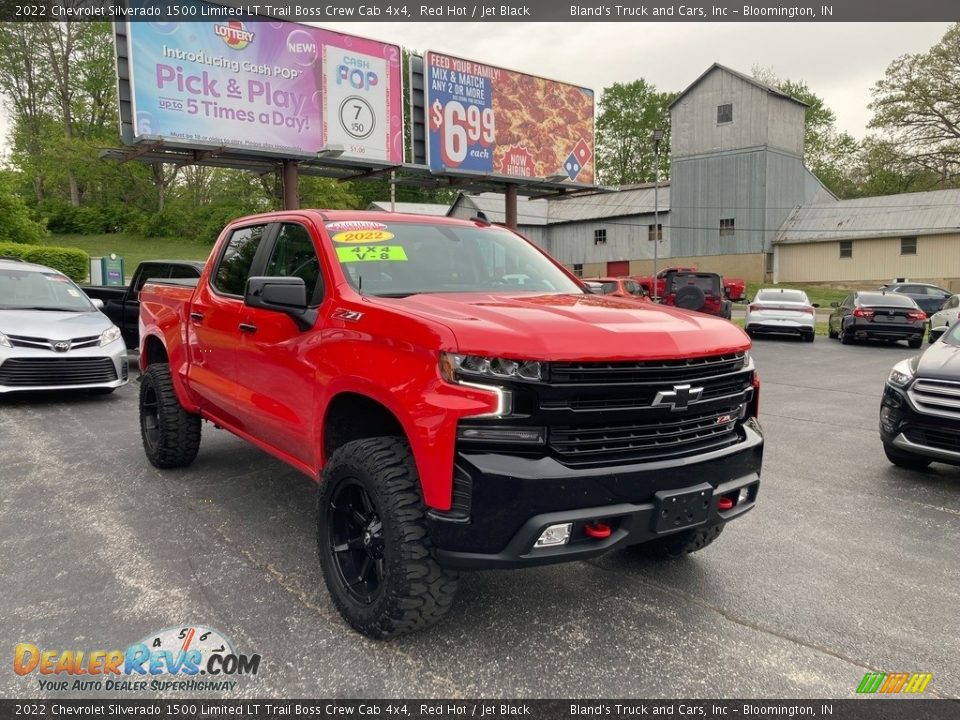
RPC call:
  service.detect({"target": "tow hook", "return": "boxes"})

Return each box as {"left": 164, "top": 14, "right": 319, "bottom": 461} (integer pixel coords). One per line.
{"left": 583, "top": 521, "right": 612, "bottom": 539}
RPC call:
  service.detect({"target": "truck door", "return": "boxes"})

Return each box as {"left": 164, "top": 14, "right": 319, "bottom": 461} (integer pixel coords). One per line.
{"left": 186, "top": 223, "right": 271, "bottom": 425}
{"left": 231, "top": 221, "right": 325, "bottom": 468}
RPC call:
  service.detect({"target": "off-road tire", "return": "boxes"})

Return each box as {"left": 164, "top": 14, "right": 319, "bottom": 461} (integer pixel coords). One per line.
{"left": 139, "top": 363, "right": 201, "bottom": 469}
{"left": 629, "top": 523, "right": 725, "bottom": 559}
{"left": 883, "top": 441, "right": 931, "bottom": 471}
{"left": 318, "top": 437, "right": 459, "bottom": 638}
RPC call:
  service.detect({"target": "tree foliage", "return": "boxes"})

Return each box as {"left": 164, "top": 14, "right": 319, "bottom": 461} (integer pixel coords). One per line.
{"left": 869, "top": 22, "right": 960, "bottom": 188}
{"left": 595, "top": 80, "right": 676, "bottom": 186}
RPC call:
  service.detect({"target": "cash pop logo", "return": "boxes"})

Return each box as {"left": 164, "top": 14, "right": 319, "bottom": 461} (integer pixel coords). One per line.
{"left": 14, "top": 626, "right": 260, "bottom": 692}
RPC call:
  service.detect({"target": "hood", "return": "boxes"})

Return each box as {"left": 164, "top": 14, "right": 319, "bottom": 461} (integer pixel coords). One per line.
{"left": 915, "top": 341, "right": 960, "bottom": 381}
{"left": 0, "top": 310, "right": 113, "bottom": 340}
{"left": 373, "top": 292, "right": 749, "bottom": 361}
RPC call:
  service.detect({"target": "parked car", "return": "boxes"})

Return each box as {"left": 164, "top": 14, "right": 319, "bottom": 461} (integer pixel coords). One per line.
{"left": 82, "top": 260, "right": 204, "bottom": 349}
{"left": 635, "top": 266, "right": 746, "bottom": 302}
{"left": 660, "top": 271, "right": 732, "bottom": 319}
{"left": 828, "top": 291, "right": 926, "bottom": 348}
{"left": 880, "top": 282, "right": 952, "bottom": 315}
{"left": 0, "top": 259, "right": 129, "bottom": 394}
{"left": 927, "top": 294, "right": 960, "bottom": 343}
{"left": 139, "top": 210, "right": 762, "bottom": 638}
{"left": 744, "top": 288, "right": 818, "bottom": 342}
{"left": 582, "top": 276, "right": 649, "bottom": 300}
{"left": 880, "top": 320, "right": 960, "bottom": 470}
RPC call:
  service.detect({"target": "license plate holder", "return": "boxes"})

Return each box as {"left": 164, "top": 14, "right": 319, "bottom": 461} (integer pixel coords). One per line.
{"left": 652, "top": 483, "right": 713, "bottom": 533}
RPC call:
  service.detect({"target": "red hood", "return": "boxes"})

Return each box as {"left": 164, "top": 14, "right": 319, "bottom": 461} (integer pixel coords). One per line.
{"left": 371, "top": 292, "right": 750, "bottom": 361}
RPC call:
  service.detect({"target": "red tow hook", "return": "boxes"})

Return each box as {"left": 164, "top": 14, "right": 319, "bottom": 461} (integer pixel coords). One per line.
{"left": 583, "top": 521, "right": 612, "bottom": 539}
{"left": 717, "top": 496, "right": 734, "bottom": 511}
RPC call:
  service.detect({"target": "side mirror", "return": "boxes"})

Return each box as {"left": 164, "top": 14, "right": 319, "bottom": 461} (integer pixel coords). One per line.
{"left": 722, "top": 286, "right": 731, "bottom": 298}
{"left": 829, "top": 301, "right": 839, "bottom": 308}
{"left": 812, "top": 303, "right": 820, "bottom": 308}
{"left": 90, "top": 298, "right": 104, "bottom": 310}
{"left": 583, "top": 281, "right": 604, "bottom": 294}
{"left": 244, "top": 276, "right": 316, "bottom": 330}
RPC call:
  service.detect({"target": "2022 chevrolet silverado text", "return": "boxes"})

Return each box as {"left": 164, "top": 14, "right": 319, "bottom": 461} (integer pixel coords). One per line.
{"left": 138, "top": 211, "right": 763, "bottom": 637}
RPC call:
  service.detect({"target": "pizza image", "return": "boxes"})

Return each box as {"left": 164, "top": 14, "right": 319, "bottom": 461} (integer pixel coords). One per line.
{"left": 492, "top": 71, "right": 595, "bottom": 183}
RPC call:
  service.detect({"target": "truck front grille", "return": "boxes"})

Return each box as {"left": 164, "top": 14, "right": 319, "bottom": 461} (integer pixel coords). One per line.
{"left": 548, "top": 405, "right": 742, "bottom": 466}
{"left": 549, "top": 352, "right": 746, "bottom": 385}
{"left": 0, "top": 357, "right": 118, "bottom": 387}
{"left": 909, "top": 379, "right": 960, "bottom": 420}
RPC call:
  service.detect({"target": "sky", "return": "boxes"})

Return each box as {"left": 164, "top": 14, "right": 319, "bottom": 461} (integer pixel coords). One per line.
{"left": 319, "top": 21, "right": 951, "bottom": 139}
{"left": 0, "top": 21, "right": 951, "bottom": 150}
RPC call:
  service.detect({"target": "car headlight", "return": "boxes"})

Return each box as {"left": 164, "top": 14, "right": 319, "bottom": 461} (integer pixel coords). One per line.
{"left": 99, "top": 325, "right": 122, "bottom": 347}
{"left": 0, "top": 331, "right": 11, "bottom": 349}
{"left": 887, "top": 359, "right": 914, "bottom": 389}
{"left": 439, "top": 353, "right": 542, "bottom": 382}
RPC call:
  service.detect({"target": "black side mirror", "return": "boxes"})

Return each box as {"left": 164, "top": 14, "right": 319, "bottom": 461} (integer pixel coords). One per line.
{"left": 245, "top": 276, "right": 317, "bottom": 330}
{"left": 812, "top": 303, "right": 820, "bottom": 308}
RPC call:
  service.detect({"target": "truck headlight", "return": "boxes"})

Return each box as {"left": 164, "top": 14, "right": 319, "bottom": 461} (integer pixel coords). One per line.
{"left": 439, "top": 353, "right": 542, "bottom": 382}
{"left": 887, "top": 359, "right": 914, "bottom": 389}
{"left": 0, "top": 331, "right": 11, "bottom": 348}
{"left": 99, "top": 325, "right": 122, "bottom": 347}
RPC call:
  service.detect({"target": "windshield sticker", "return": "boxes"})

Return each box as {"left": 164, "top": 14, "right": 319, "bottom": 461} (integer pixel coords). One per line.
{"left": 332, "top": 230, "right": 396, "bottom": 244}
{"left": 66, "top": 288, "right": 81, "bottom": 297}
{"left": 336, "top": 245, "right": 408, "bottom": 263}
{"left": 326, "top": 221, "right": 388, "bottom": 232}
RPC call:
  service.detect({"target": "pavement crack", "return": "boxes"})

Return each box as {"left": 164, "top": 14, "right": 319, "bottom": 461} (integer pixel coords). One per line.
{"left": 583, "top": 561, "right": 951, "bottom": 699}
{"left": 763, "top": 381, "right": 880, "bottom": 398}
{"left": 761, "top": 411, "right": 878, "bottom": 433}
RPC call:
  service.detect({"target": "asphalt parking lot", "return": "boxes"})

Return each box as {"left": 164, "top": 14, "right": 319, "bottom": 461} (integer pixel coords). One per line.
{"left": 2, "top": 337, "right": 959, "bottom": 700}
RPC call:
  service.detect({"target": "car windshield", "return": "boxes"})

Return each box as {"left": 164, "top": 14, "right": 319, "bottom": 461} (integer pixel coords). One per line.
{"left": 327, "top": 221, "right": 583, "bottom": 297}
{"left": 0, "top": 268, "right": 94, "bottom": 311}
{"left": 669, "top": 275, "right": 718, "bottom": 293}
{"left": 859, "top": 293, "right": 917, "bottom": 308}
{"left": 757, "top": 289, "right": 807, "bottom": 303}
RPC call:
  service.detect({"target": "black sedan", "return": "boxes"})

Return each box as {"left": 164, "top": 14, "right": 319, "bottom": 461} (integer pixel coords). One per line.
{"left": 828, "top": 291, "right": 926, "bottom": 348}
{"left": 880, "top": 321, "right": 960, "bottom": 470}
{"left": 880, "top": 282, "right": 952, "bottom": 315}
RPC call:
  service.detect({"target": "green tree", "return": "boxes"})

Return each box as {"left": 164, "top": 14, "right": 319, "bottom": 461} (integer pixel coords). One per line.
{"left": 595, "top": 80, "right": 676, "bottom": 186}
{"left": 753, "top": 68, "right": 860, "bottom": 197}
{"left": 0, "top": 171, "right": 49, "bottom": 244}
{"left": 869, "top": 23, "right": 960, "bottom": 188}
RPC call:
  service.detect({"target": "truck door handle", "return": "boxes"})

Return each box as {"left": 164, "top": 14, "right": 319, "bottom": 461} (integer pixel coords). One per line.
{"left": 238, "top": 323, "right": 257, "bottom": 333}
{"left": 190, "top": 312, "right": 204, "bottom": 322}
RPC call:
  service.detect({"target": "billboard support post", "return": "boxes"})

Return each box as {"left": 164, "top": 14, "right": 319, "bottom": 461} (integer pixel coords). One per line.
{"left": 505, "top": 185, "right": 518, "bottom": 230}
{"left": 282, "top": 160, "right": 300, "bottom": 211}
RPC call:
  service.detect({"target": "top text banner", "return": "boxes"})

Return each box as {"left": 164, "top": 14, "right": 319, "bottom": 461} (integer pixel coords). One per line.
{"left": 126, "top": 0, "right": 403, "bottom": 160}
{"left": 10, "top": 1, "right": 960, "bottom": 22}
{"left": 424, "top": 51, "right": 595, "bottom": 181}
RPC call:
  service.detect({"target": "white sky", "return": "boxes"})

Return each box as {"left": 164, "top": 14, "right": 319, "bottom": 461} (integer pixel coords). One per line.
{"left": 0, "top": 21, "right": 950, "bottom": 151}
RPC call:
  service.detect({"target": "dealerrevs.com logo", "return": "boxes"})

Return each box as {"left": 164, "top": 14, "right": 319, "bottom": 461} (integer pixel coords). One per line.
{"left": 14, "top": 625, "right": 261, "bottom": 693}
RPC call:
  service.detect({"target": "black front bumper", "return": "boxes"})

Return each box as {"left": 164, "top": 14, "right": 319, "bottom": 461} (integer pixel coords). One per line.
{"left": 880, "top": 384, "right": 960, "bottom": 466}
{"left": 428, "top": 419, "right": 763, "bottom": 569}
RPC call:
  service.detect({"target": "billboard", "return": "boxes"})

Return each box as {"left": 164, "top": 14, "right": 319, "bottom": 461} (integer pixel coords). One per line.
{"left": 124, "top": 2, "right": 403, "bottom": 162}
{"left": 424, "top": 51, "right": 594, "bottom": 182}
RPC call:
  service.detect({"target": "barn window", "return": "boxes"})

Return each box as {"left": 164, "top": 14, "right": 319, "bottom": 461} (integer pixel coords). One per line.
{"left": 900, "top": 237, "right": 917, "bottom": 256}
{"left": 594, "top": 229, "right": 607, "bottom": 245}
{"left": 719, "top": 218, "right": 735, "bottom": 237}
{"left": 839, "top": 240, "right": 852, "bottom": 259}
{"left": 572, "top": 263, "right": 583, "bottom": 277}
{"left": 648, "top": 223, "right": 663, "bottom": 241}
{"left": 717, "top": 104, "right": 733, "bottom": 124}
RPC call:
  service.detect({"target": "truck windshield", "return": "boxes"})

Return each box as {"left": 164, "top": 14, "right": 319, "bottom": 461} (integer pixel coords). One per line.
{"left": 326, "top": 221, "right": 583, "bottom": 297}
{"left": 0, "top": 269, "right": 95, "bottom": 311}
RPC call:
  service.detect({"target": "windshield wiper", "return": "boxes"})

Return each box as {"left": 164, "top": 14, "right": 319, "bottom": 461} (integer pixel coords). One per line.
{"left": 1, "top": 306, "right": 87, "bottom": 312}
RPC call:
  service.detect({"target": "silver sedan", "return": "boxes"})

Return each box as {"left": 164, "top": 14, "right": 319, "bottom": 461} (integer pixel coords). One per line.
{"left": 0, "top": 259, "right": 128, "bottom": 394}
{"left": 744, "top": 288, "right": 818, "bottom": 342}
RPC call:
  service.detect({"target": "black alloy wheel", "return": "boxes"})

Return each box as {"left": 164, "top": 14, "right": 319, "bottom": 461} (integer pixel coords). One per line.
{"left": 327, "top": 480, "right": 386, "bottom": 605}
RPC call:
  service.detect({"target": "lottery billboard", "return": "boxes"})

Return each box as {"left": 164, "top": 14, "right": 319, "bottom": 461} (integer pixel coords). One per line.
{"left": 124, "top": 2, "right": 403, "bottom": 161}
{"left": 424, "top": 51, "right": 595, "bottom": 183}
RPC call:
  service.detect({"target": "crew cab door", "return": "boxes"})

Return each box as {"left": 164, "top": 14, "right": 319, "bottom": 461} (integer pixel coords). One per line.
{"left": 186, "top": 223, "right": 272, "bottom": 424}
{"left": 231, "top": 220, "right": 326, "bottom": 468}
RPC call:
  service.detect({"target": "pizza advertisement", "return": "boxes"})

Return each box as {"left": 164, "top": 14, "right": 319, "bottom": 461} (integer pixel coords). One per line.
{"left": 424, "top": 51, "right": 595, "bottom": 183}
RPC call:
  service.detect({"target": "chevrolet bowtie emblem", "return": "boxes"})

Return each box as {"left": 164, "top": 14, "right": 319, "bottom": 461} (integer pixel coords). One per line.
{"left": 652, "top": 383, "right": 704, "bottom": 411}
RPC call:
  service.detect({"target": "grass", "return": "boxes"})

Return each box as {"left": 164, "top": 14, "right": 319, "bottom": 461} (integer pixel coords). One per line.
{"left": 43, "top": 233, "right": 212, "bottom": 282}
{"left": 743, "top": 282, "right": 850, "bottom": 309}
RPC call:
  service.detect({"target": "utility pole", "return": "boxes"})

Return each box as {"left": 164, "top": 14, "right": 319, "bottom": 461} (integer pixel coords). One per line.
{"left": 652, "top": 128, "right": 664, "bottom": 298}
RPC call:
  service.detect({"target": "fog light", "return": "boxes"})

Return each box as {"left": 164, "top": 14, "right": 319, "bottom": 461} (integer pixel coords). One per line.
{"left": 738, "top": 486, "right": 751, "bottom": 504}
{"left": 535, "top": 523, "right": 572, "bottom": 548}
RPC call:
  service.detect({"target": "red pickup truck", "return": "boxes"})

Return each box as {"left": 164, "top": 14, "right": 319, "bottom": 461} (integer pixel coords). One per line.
{"left": 138, "top": 211, "right": 763, "bottom": 638}
{"left": 636, "top": 266, "right": 746, "bottom": 302}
